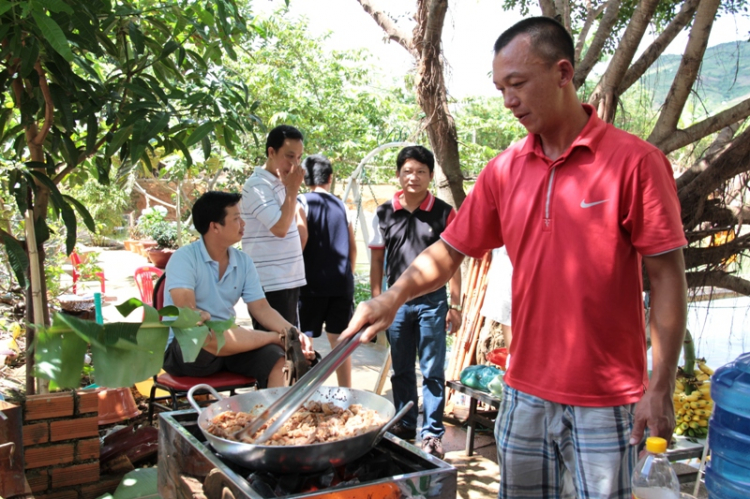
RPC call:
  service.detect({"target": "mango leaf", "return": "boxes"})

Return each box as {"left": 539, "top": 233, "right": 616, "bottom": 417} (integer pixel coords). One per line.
{"left": 19, "top": 37, "right": 39, "bottom": 78}
{"left": 186, "top": 121, "right": 213, "bottom": 147}
{"left": 37, "top": 0, "right": 74, "bottom": 14}
{"left": 85, "top": 113, "right": 98, "bottom": 153}
{"left": 32, "top": 9, "right": 73, "bottom": 61}
{"left": 62, "top": 195, "right": 96, "bottom": 233}
{"left": 34, "top": 326, "right": 89, "bottom": 389}
{"left": 60, "top": 202, "right": 77, "bottom": 255}
{"left": 1, "top": 234, "right": 29, "bottom": 289}
{"left": 128, "top": 22, "right": 145, "bottom": 55}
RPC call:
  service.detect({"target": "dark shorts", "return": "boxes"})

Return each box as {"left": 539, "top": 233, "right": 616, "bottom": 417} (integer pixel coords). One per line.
{"left": 298, "top": 295, "right": 354, "bottom": 338}
{"left": 252, "top": 287, "right": 299, "bottom": 330}
{"left": 162, "top": 340, "right": 284, "bottom": 389}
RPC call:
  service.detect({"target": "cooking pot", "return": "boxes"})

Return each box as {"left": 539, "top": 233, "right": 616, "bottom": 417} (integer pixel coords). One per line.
{"left": 187, "top": 384, "right": 411, "bottom": 473}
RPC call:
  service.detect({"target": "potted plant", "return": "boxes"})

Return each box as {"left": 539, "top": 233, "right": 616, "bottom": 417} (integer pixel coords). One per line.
{"left": 147, "top": 221, "right": 178, "bottom": 269}
{"left": 136, "top": 206, "right": 168, "bottom": 256}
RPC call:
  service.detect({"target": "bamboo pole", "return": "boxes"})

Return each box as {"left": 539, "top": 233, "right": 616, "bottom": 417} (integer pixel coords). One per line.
{"left": 24, "top": 209, "right": 46, "bottom": 395}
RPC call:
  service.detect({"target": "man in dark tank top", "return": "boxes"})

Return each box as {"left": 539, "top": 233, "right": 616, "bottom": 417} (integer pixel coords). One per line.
{"left": 296, "top": 154, "right": 357, "bottom": 387}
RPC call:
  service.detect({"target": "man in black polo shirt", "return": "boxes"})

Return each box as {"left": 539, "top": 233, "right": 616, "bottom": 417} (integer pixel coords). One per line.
{"left": 368, "top": 145, "right": 462, "bottom": 458}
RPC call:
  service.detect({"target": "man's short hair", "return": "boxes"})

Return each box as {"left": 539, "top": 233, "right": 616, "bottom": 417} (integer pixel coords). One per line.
{"left": 265, "top": 125, "right": 304, "bottom": 157}
{"left": 396, "top": 145, "right": 435, "bottom": 173}
{"left": 192, "top": 191, "right": 242, "bottom": 235}
{"left": 494, "top": 16, "right": 575, "bottom": 68}
{"left": 302, "top": 154, "right": 333, "bottom": 187}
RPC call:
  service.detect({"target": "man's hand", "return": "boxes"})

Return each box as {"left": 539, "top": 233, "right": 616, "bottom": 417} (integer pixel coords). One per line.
{"left": 630, "top": 385, "right": 675, "bottom": 446}
{"left": 341, "top": 293, "right": 400, "bottom": 343}
{"left": 446, "top": 308, "right": 462, "bottom": 334}
{"left": 196, "top": 309, "right": 211, "bottom": 326}
{"left": 279, "top": 163, "right": 305, "bottom": 192}
{"left": 299, "top": 332, "right": 316, "bottom": 360}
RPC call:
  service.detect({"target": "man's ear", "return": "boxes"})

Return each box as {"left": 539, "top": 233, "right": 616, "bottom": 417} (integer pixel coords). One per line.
{"left": 557, "top": 59, "right": 574, "bottom": 88}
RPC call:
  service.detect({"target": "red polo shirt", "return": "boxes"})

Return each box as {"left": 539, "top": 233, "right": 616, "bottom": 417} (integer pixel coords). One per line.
{"left": 442, "top": 105, "right": 686, "bottom": 407}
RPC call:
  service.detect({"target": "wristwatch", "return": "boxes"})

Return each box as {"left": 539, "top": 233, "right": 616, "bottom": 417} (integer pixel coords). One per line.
{"left": 449, "top": 303, "right": 462, "bottom": 312}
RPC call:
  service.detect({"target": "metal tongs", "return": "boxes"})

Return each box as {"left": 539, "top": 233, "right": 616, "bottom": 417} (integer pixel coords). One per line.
{"left": 232, "top": 328, "right": 364, "bottom": 444}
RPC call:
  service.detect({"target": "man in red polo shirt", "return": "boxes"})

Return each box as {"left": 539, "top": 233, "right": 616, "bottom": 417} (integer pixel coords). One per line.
{"left": 343, "top": 17, "right": 687, "bottom": 498}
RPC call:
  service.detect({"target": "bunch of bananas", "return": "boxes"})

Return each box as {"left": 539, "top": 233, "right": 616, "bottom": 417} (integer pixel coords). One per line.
{"left": 673, "top": 359, "right": 714, "bottom": 438}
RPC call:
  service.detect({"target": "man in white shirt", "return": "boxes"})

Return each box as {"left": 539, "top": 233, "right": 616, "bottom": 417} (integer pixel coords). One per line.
{"left": 240, "top": 125, "right": 307, "bottom": 329}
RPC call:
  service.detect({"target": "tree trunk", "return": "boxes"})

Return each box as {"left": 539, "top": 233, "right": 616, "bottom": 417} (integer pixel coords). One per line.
{"left": 357, "top": 0, "right": 466, "bottom": 208}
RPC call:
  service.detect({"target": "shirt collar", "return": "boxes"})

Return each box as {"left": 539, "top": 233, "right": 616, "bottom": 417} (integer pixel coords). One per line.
{"left": 198, "top": 237, "right": 238, "bottom": 269}
{"left": 521, "top": 103, "right": 607, "bottom": 159}
{"left": 254, "top": 166, "right": 282, "bottom": 185}
{"left": 392, "top": 190, "right": 435, "bottom": 212}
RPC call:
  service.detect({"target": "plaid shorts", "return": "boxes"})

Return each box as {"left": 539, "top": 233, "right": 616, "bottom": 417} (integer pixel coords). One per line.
{"left": 495, "top": 384, "right": 637, "bottom": 499}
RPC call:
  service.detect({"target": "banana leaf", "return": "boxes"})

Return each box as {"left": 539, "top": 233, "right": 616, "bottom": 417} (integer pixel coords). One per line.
{"left": 34, "top": 299, "right": 235, "bottom": 389}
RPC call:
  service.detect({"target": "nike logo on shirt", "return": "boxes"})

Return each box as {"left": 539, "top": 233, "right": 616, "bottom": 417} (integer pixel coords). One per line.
{"left": 580, "top": 199, "right": 609, "bottom": 208}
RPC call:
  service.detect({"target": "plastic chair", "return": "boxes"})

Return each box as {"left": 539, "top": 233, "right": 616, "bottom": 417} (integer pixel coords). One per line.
{"left": 134, "top": 266, "right": 164, "bottom": 306}
{"left": 70, "top": 252, "right": 105, "bottom": 294}
{"left": 147, "top": 273, "right": 258, "bottom": 424}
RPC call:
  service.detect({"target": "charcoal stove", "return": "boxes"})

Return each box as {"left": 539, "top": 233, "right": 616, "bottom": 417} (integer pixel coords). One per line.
{"left": 158, "top": 409, "right": 457, "bottom": 499}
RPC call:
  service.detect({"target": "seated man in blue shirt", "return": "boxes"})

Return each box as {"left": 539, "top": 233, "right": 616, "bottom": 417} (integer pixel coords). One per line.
{"left": 162, "top": 191, "right": 314, "bottom": 388}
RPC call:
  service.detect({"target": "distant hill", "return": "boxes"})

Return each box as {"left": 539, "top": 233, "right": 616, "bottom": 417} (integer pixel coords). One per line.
{"left": 639, "top": 41, "right": 750, "bottom": 115}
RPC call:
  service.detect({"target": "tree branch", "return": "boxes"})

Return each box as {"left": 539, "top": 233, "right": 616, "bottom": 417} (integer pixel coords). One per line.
{"left": 575, "top": 2, "right": 605, "bottom": 65}
{"left": 31, "top": 63, "right": 54, "bottom": 146}
{"left": 647, "top": 0, "right": 721, "bottom": 145}
{"left": 655, "top": 97, "right": 750, "bottom": 154}
{"left": 679, "top": 126, "right": 750, "bottom": 220}
{"left": 574, "top": 0, "right": 623, "bottom": 88}
{"left": 618, "top": 0, "right": 700, "bottom": 95}
{"left": 539, "top": 0, "right": 557, "bottom": 18}
{"left": 684, "top": 233, "right": 750, "bottom": 270}
{"left": 554, "top": 0, "right": 571, "bottom": 30}
{"left": 588, "top": 0, "right": 660, "bottom": 120}
{"left": 676, "top": 122, "right": 742, "bottom": 191}
{"left": 686, "top": 270, "right": 750, "bottom": 296}
{"left": 356, "top": 0, "right": 417, "bottom": 57}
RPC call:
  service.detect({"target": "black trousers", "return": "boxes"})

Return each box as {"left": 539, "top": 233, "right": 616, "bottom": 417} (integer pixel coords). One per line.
{"left": 252, "top": 287, "right": 300, "bottom": 330}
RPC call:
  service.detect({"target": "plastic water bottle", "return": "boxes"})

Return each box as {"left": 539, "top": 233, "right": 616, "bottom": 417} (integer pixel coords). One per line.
{"left": 631, "top": 437, "right": 680, "bottom": 499}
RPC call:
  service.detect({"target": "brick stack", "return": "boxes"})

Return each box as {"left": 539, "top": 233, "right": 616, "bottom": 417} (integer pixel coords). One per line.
{"left": 22, "top": 391, "right": 108, "bottom": 499}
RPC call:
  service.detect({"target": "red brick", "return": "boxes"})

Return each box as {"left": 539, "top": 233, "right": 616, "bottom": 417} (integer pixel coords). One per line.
{"left": 80, "top": 474, "right": 123, "bottom": 499}
{"left": 23, "top": 422, "right": 50, "bottom": 445}
{"left": 76, "top": 438, "right": 100, "bottom": 461}
{"left": 36, "top": 489, "right": 79, "bottom": 499}
{"left": 50, "top": 416, "right": 98, "bottom": 442}
{"left": 24, "top": 443, "right": 75, "bottom": 468}
{"left": 25, "top": 392, "right": 75, "bottom": 421}
{"left": 51, "top": 462, "right": 99, "bottom": 488}
{"left": 26, "top": 469, "right": 50, "bottom": 493}
{"left": 76, "top": 390, "right": 99, "bottom": 415}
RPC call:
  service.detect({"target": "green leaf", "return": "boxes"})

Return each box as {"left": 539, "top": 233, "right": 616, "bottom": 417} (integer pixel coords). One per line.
{"left": 106, "top": 125, "right": 134, "bottom": 157}
{"left": 111, "top": 468, "right": 159, "bottom": 499}
{"left": 25, "top": 169, "right": 66, "bottom": 210}
{"left": 1, "top": 234, "right": 29, "bottom": 289}
{"left": 8, "top": 170, "right": 28, "bottom": 214}
{"left": 85, "top": 113, "right": 98, "bottom": 154}
{"left": 177, "top": 46, "right": 185, "bottom": 67}
{"left": 19, "top": 37, "right": 39, "bottom": 78}
{"left": 186, "top": 121, "right": 213, "bottom": 147}
{"left": 204, "top": 318, "right": 234, "bottom": 354}
{"left": 62, "top": 195, "right": 96, "bottom": 233}
{"left": 128, "top": 21, "right": 145, "bottom": 55}
{"left": 159, "top": 40, "right": 179, "bottom": 61}
{"left": 34, "top": 216, "right": 50, "bottom": 245}
{"left": 38, "top": 0, "right": 73, "bottom": 14}
{"left": 35, "top": 327, "right": 89, "bottom": 389}
{"left": 201, "top": 136, "right": 211, "bottom": 161}
{"left": 170, "top": 137, "right": 193, "bottom": 168}
{"left": 143, "top": 112, "right": 170, "bottom": 142}
{"left": 31, "top": 9, "right": 74, "bottom": 62}
{"left": 60, "top": 202, "right": 77, "bottom": 255}
{"left": 171, "top": 325, "right": 210, "bottom": 363}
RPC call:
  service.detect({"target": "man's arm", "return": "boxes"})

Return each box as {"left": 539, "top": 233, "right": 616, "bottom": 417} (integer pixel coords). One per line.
{"left": 630, "top": 249, "right": 687, "bottom": 445}
{"left": 269, "top": 165, "right": 305, "bottom": 238}
{"left": 370, "top": 248, "right": 385, "bottom": 298}
{"left": 346, "top": 239, "right": 465, "bottom": 342}
{"left": 446, "top": 266, "right": 462, "bottom": 334}
{"left": 348, "top": 222, "right": 357, "bottom": 274}
{"left": 296, "top": 204, "right": 308, "bottom": 249}
{"left": 170, "top": 288, "right": 282, "bottom": 356}
{"left": 247, "top": 298, "right": 315, "bottom": 359}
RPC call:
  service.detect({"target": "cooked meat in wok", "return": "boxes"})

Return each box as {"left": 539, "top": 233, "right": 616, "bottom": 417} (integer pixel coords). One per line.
{"left": 207, "top": 401, "right": 386, "bottom": 445}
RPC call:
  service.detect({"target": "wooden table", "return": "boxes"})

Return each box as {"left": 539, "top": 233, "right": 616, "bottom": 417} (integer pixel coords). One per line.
{"left": 446, "top": 380, "right": 501, "bottom": 456}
